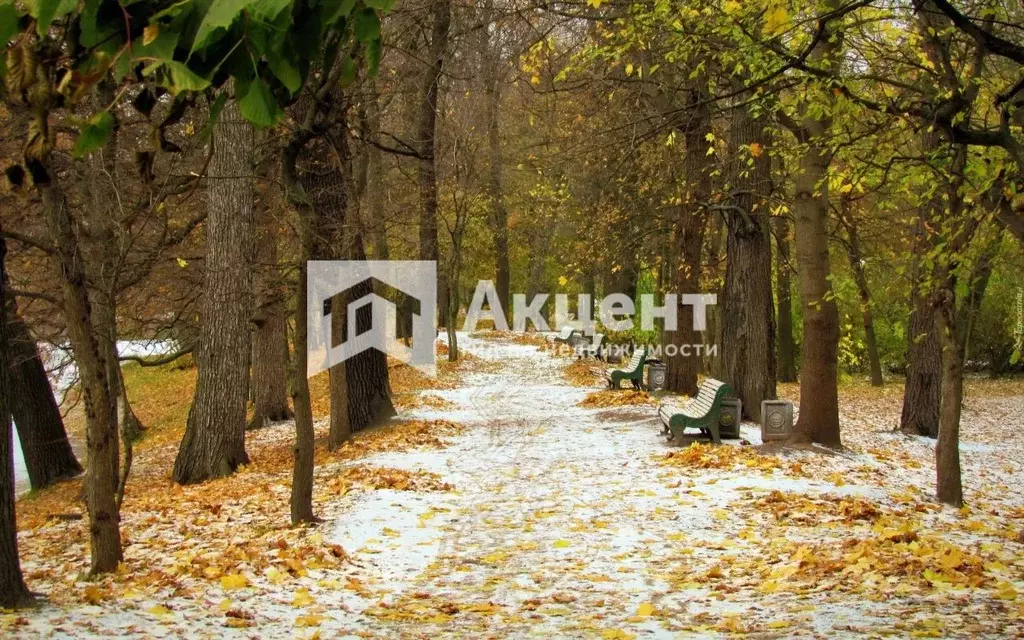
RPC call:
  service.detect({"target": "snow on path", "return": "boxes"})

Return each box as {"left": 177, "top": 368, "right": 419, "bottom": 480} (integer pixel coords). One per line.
{"left": 321, "top": 334, "right": 925, "bottom": 638}
{"left": 9, "top": 333, "right": 1024, "bottom": 638}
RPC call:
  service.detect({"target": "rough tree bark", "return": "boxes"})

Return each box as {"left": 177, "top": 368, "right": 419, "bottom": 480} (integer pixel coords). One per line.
{"left": 417, "top": 0, "right": 452, "bottom": 326}
{"left": 935, "top": 291, "right": 964, "bottom": 506}
{"left": 721, "top": 102, "right": 777, "bottom": 421}
{"left": 0, "top": 229, "right": 31, "bottom": 607}
{"left": 900, "top": 254, "right": 942, "bottom": 437}
{"left": 785, "top": 1, "right": 844, "bottom": 448}
{"left": 173, "top": 96, "right": 255, "bottom": 484}
{"left": 87, "top": 83, "right": 144, "bottom": 446}
{"left": 2, "top": 232, "right": 81, "bottom": 489}
{"left": 249, "top": 181, "right": 292, "bottom": 430}
{"left": 40, "top": 173, "right": 122, "bottom": 573}
{"left": 775, "top": 215, "right": 797, "bottom": 382}
{"left": 4, "top": 301, "right": 82, "bottom": 490}
{"left": 664, "top": 82, "right": 711, "bottom": 396}
{"left": 838, "top": 196, "right": 884, "bottom": 386}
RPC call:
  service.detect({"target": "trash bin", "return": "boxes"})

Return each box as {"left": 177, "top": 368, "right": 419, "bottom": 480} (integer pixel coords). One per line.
{"left": 760, "top": 400, "right": 794, "bottom": 442}
{"left": 646, "top": 360, "right": 666, "bottom": 391}
{"left": 719, "top": 398, "right": 742, "bottom": 439}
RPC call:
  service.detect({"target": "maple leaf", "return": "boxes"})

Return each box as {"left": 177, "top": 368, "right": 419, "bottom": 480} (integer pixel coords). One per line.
{"left": 749, "top": 142, "right": 763, "bottom": 157}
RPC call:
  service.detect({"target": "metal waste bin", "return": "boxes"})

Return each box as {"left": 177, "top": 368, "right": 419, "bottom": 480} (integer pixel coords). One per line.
{"left": 761, "top": 400, "right": 794, "bottom": 442}
{"left": 646, "top": 360, "right": 666, "bottom": 391}
{"left": 719, "top": 398, "right": 742, "bottom": 439}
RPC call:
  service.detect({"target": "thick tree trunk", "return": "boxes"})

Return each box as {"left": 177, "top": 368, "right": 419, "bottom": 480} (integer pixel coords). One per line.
{"left": 787, "top": 0, "right": 843, "bottom": 447}
{"left": 249, "top": 191, "right": 292, "bottom": 430}
{"left": 6, "top": 315, "right": 82, "bottom": 490}
{"left": 790, "top": 144, "right": 841, "bottom": 447}
{"left": 0, "top": 230, "right": 32, "bottom": 607}
{"left": 40, "top": 175, "right": 122, "bottom": 573}
{"left": 2, "top": 235, "right": 81, "bottom": 488}
{"left": 417, "top": 0, "right": 452, "bottom": 326}
{"left": 173, "top": 98, "right": 254, "bottom": 484}
{"left": 665, "top": 83, "right": 711, "bottom": 396}
{"left": 775, "top": 215, "right": 797, "bottom": 382}
{"left": 901, "top": 194, "right": 942, "bottom": 438}
{"left": 839, "top": 197, "right": 883, "bottom": 386}
{"left": 721, "top": 103, "right": 776, "bottom": 421}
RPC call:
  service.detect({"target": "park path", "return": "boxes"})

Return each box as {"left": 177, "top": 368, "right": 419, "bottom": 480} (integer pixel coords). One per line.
{"left": 328, "top": 334, "right": 873, "bottom": 638}
{"left": 11, "top": 332, "right": 1022, "bottom": 639}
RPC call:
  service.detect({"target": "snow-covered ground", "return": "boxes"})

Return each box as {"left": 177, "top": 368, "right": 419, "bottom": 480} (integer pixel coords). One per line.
{"left": 7, "top": 333, "right": 1024, "bottom": 638}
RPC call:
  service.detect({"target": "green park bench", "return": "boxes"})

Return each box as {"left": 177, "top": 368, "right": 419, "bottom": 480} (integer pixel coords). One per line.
{"left": 658, "top": 378, "right": 733, "bottom": 444}
{"left": 606, "top": 348, "right": 647, "bottom": 389}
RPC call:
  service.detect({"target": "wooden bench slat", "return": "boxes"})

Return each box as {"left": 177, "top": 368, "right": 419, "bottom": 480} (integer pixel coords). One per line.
{"left": 658, "top": 377, "right": 733, "bottom": 445}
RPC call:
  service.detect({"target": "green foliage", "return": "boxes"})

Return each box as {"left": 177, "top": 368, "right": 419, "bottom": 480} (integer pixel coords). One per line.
{"left": 2, "top": 0, "right": 390, "bottom": 155}
{"left": 71, "top": 111, "right": 114, "bottom": 157}
{"left": 603, "top": 327, "right": 659, "bottom": 347}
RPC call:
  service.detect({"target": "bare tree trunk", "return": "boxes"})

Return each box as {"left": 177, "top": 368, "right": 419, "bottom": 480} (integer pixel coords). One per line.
{"left": 288, "top": 204, "right": 315, "bottom": 523}
{"left": 173, "top": 97, "right": 254, "bottom": 484}
{"left": 2, "top": 230, "right": 81, "bottom": 488}
{"left": 281, "top": 110, "right": 323, "bottom": 525}
{"left": 935, "top": 294, "right": 964, "bottom": 507}
{"left": 665, "top": 83, "right": 711, "bottom": 396}
{"left": 5, "top": 307, "right": 82, "bottom": 489}
{"left": 790, "top": 142, "right": 841, "bottom": 447}
{"left": 838, "top": 197, "right": 883, "bottom": 386}
{"left": 722, "top": 102, "right": 776, "bottom": 421}
{"left": 786, "top": 0, "right": 843, "bottom": 447}
{"left": 40, "top": 175, "right": 122, "bottom": 573}
{"left": 0, "top": 230, "right": 32, "bottom": 607}
{"left": 289, "top": 208, "right": 315, "bottom": 524}
{"left": 901, "top": 291, "right": 942, "bottom": 437}
{"left": 250, "top": 193, "right": 292, "bottom": 429}
{"left": 775, "top": 215, "right": 797, "bottom": 382}
{"left": 900, "top": 136, "right": 943, "bottom": 438}
{"left": 417, "top": 0, "right": 452, "bottom": 325}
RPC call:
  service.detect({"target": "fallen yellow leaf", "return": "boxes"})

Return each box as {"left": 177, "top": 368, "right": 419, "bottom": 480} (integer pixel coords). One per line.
{"left": 220, "top": 574, "right": 249, "bottom": 590}
{"left": 292, "top": 588, "right": 316, "bottom": 607}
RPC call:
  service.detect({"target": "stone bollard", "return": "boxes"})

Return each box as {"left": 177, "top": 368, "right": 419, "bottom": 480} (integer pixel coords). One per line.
{"left": 760, "top": 400, "right": 794, "bottom": 442}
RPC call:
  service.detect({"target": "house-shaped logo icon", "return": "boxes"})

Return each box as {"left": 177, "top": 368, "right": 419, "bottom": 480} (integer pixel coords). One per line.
{"left": 307, "top": 261, "right": 437, "bottom": 378}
